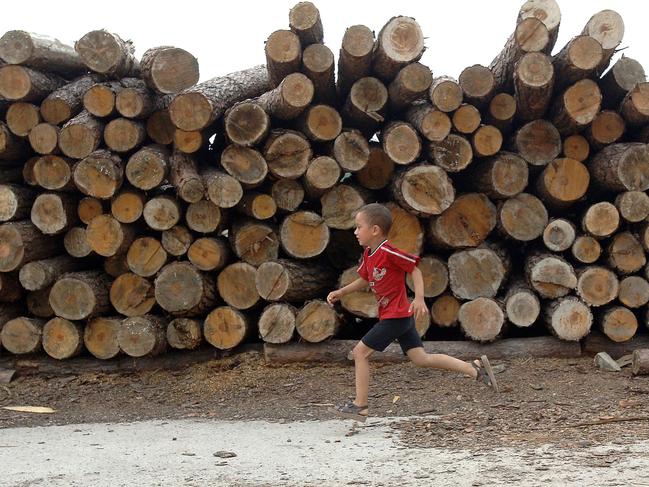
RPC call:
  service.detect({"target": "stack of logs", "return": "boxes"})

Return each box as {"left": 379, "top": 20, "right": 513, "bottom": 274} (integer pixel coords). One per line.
{"left": 0, "top": 0, "right": 649, "bottom": 362}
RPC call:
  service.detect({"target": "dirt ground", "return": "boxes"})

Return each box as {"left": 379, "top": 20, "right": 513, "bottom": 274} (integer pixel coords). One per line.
{"left": 1, "top": 351, "right": 649, "bottom": 450}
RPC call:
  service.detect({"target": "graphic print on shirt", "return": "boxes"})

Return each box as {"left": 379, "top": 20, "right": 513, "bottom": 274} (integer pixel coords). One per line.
{"left": 372, "top": 267, "right": 386, "bottom": 281}
{"left": 377, "top": 296, "right": 390, "bottom": 308}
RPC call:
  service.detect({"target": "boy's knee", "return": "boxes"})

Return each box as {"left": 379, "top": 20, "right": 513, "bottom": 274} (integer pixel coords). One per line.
{"left": 352, "top": 343, "right": 372, "bottom": 361}
{"left": 407, "top": 348, "right": 428, "bottom": 367}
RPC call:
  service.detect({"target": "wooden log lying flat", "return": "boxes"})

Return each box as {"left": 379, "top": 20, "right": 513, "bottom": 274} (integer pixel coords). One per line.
{"left": 0, "top": 30, "right": 87, "bottom": 77}
{"left": 140, "top": 46, "right": 199, "bottom": 94}
{"left": 84, "top": 316, "right": 121, "bottom": 360}
{"left": 583, "top": 332, "right": 649, "bottom": 359}
{"left": 169, "top": 65, "right": 269, "bottom": 131}
{"left": 118, "top": 315, "right": 167, "bottom": 358}
{"left": 42, "top": 317, "right": 84, "bottom": 360}
{"left": 204, "top": 306, "right": 250, "bottom": 350}
{"left": 0, "top": 317, "right": 44, "bottom": 354}
{"left": 258, "top": 303, "right": 296, "bottom": 344}
{"left": 263, "top": 336, "right": 582, "bottom": 364}
{"left": 0, "top": 341, "right": 262, "bottom": 377}
{"left": 6, "top": 102, "right": 41, "bottom": 137}
{"left": 155, "top": 261, "right": 217, "bottom": 316}
{"left": 429, "top": 76, "right": 462, "bottom": 113}
{"left": 459, "top": 64, "right": 495, "bottom": 107}
{"left": 167, "top": 317, "right": 203, "bottom": 350}
{"left": 0, "top": 65, "right": 64, "bottom": 103}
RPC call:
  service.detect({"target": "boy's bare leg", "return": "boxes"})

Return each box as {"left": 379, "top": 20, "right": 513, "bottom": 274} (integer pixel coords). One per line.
{"left": 406, "top": 347, "right": 477, "bottom": 378}
{"left": 352, "top": 341, "right": 375, "bottom": 407}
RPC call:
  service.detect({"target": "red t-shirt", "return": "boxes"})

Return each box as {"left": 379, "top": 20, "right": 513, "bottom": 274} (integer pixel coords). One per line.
{"left": 357, "top": 239, "right": 421, "bottom": 320}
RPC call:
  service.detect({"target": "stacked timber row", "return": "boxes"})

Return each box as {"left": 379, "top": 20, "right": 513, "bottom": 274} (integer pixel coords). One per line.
{"left": 0, "top": 0, "right": 648, "bottom": 361}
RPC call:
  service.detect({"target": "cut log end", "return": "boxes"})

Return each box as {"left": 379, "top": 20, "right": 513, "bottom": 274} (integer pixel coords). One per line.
{"left": 204, "top": 306, "right": 249, "bottom": 350}
{"left": 458, "top": 298, "right": 504, "bottom": 342}
{"left": 600, "top": 306, "right": 638, "bottom": 343}
{"left": 42, "top": 317, "right": 83, "bottom": 360}
{"left": 84, "top": 316, "right": 121, "bottom": 359}
{"left": 118, "top": 315, "right": 167, "bottom": 358}
{"left": 166, "top": 318, "right": 203, "bottom": 350}
{"left": 545, "top": 297, "right": 593, "bottom": 341}
{"left": 258, "top": 303, "right": 296, "bottom": 344}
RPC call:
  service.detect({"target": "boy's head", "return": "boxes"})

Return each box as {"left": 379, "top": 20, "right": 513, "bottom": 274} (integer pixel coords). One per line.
{"left": 354, "top": 203, "right": 392, "bottom": 247}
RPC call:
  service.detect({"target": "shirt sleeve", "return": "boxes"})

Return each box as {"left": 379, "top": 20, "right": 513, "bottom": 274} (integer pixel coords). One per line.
{"left": 357, "top": 250, "right": 369, "bottom": 281}
{"left": 383, "top": 246, "right": 420, "bottom": 273}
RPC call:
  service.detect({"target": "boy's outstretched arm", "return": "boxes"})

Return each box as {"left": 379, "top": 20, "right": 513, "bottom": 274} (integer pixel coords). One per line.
{"left": 408, "top": 266, "right": 428, "bottom": 319}
{"left": 327, "top": 278, "right": 368, "bottom": 305}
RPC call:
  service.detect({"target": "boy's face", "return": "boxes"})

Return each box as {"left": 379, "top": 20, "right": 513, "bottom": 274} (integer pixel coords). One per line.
{"left": 354, "top": 211, "right": 383, "bottom": 247}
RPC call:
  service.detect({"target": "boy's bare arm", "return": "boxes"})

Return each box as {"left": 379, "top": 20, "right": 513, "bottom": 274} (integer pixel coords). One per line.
{"left": 327, "top": 278, "right": 368, "bottom": 305}
{"left": 409, "top": 266, "right": 428, "bottom": 318}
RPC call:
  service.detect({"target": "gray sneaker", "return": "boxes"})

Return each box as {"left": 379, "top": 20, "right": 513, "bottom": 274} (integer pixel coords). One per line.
{"left": 331, "top": 400, "right": 368, "bottom": 422}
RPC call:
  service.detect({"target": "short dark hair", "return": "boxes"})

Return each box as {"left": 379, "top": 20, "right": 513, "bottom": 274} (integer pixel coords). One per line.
{"left": 357, "top": 203, "right": 392, "bottom": 235}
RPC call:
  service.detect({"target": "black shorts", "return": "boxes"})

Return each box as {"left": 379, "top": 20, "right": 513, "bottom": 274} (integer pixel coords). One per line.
{"left": 361, "top": 316, "right": 423, "bottom": 354}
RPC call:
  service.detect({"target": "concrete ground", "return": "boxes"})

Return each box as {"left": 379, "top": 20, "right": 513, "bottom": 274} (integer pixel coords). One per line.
{"left": 3, "top": 417, "right": 649, "bottom": 487}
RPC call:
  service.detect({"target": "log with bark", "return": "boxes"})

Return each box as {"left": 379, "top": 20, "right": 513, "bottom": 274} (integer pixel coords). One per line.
{"left": 336, "top": 25, "right": 374, "bottom": 98}
{"left": 0, "top": 317, "right": 44, "bottom": 354}
{"left": 490, "top": 17, "right": 550, "bottom": 93}
{"left": 296, "top": 299, "right": 342, "bottom": 342}
{"left": 371, "top": 16, "right": 424, "bottom": 82}
{"left": 84, "top": 316, "right": 122, "bottom": 359}
{"left": 140, "top": 46, "right": 199, "bottom": 94}
{"left": 598, "top": 306, "right": 637, "bottom": 343}
{"left": 187, "top": 237, "right": 230, "bottom": 272}
{"left": 118, "top": 315, "right": 168, "bottom": 358}
{"left": 259, "top": 303, "right": 297, "bottom": 344}
{"left": 169, "top": 65, "right": 269, "bottom": 131}
{"left": 42, "top": 317, "right": 84, "bottom": 360}
{"left": 0, "top": 65, "right": 64, "bottom": 103}
{"left": 166, "top": 318, "right": 202, "bottom": 350}
{"left": 256, "top": 259, "right": 336, "bottom": 301}
{"left": 6, "top": 102, "right": 41, "bottom": 137}
{"left": 0, "top": 220, "right": 62, "bottom": 272}
{"left": 49, "top": 271, "right": 112, "bottom": 320}
{"left": 75, "top": 30, "right": 139, "bottom": 77}
{"left": 229, "top": 219, "right": 279, "bottom": 266}
{"left": 428, "top": 193, "right": 496, "bottom": 248}
{"left": 0, "top": 30, "right": 86, "bottom": 77}
{"left": 204, "top": 306, "right": 250, "bottom": 350}
{"left": 265, "top": 30, "right": 302, "bottom": 88}
{"left": 289, "top": 1, "right": 323, "bottom": 46}
{"left": 155, "top": 262, "right": 217, "bottom": 316}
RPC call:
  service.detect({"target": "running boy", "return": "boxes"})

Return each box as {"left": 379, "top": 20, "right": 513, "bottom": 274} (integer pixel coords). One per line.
{"left": 327, "top": 203, "right": 498, "bottom": 421}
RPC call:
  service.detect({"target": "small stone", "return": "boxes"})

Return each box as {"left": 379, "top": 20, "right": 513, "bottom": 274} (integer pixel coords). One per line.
{"left": 594, "top": 352, "right": 622, "bottom": 372}
{"left": 213, "top": 451, "right": 237, "bottom": 458}
{"left": 492, "top": 364, "right": 507, "bottom": 374}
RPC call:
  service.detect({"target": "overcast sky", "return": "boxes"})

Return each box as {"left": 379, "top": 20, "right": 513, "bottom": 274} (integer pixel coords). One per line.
{"left": 2, "top": 0, "right": 648, "bottom": 82}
